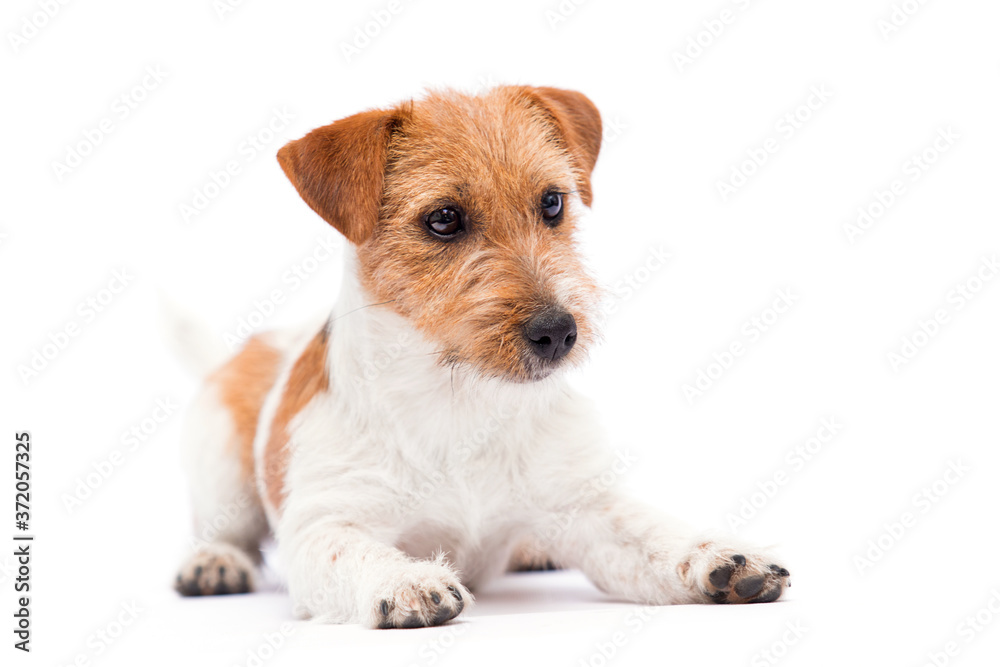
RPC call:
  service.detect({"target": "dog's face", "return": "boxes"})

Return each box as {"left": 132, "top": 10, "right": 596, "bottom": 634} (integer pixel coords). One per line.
{"left": 278, "top": 86, "right": 603, "bottom": 382}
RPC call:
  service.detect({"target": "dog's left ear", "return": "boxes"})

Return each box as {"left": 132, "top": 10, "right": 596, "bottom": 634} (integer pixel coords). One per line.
{"left": 519, "top": 87, "right": 603, "bottom": 206}
{"left": 277, "top": 106, "right": 405, "bottom": 245}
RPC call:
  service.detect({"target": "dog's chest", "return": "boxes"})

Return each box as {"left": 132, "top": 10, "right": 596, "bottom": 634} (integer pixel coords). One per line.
{"left": 391, "top": 434, "right": 536, "bottom": 571}
{"left": 395, "top": 478, "right": 525, "bottom": 582}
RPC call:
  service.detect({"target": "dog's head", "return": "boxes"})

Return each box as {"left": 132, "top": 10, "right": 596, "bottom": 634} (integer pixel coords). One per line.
{"left": 277, "top": 86, "right": 603, "bottom": 383}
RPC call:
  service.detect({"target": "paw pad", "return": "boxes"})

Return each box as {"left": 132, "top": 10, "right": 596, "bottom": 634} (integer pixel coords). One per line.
{"left": 706, "top": 553, "right": 789, "bottom": 604}
{"left": 175, "top": 545, "right": 255, "bottom": 597}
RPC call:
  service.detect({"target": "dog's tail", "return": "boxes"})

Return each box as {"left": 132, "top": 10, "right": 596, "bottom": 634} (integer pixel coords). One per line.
{"left": 159, "top": 292, "right": 230, "bottom": 377}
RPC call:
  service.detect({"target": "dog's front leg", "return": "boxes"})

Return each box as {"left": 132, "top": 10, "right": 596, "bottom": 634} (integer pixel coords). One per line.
{"left": 544, "top": 493, "right": 790, "bottom": 605}
{"left": 279, "top": 520, "right": 471, "bottom": 628}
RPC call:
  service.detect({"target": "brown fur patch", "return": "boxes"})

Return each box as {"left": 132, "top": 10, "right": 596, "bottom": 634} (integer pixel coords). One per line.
{"left": 359, "top": 87, "right": 603, "bottom": 382}
{"left": 210, "top": 336, "right": 283, "bottom": 481}
{"left": 263, "top": 329, "right": 330, "bottom": 512}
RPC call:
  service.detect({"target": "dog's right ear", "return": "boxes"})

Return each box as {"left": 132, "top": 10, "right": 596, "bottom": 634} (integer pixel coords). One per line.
{"left": 277, "top": 107, "right": 404, "bottom": 245}
{"left": 518, "top": 87, "right": 603, "bottom": 207}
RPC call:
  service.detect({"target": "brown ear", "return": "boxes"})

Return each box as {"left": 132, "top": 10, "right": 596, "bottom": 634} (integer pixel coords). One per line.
{"left": 277, "top": 107, "right": 404, "bottom": 244}
{"left": 520, "top": 87, "right": 603, "bottom": 206}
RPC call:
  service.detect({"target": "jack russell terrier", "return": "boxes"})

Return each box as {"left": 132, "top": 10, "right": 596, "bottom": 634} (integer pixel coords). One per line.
{"left": 174, "top": 85, "right": 790, "bottom": 628}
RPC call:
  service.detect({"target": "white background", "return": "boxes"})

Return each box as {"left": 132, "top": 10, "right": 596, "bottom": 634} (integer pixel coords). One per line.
{"left": 2, "top": 0, "right": 999, "bottom": 665}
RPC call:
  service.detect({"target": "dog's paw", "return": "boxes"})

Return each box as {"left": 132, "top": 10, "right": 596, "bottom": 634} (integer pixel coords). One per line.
{"left": 507, "top": 540, "right": 561, "bottom": 572}
{"left": 367, "top": 560, "right": 471, "bottom": 629}
{"left": 678, "top": 541, "right": 790, "bottom": 604}
{"left": 175, "top": 542, "right": 255, "bottom": 596}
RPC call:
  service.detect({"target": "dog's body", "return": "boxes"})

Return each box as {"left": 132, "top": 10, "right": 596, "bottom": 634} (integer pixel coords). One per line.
{"left": 176, "top": 86, "right": 789, "bottom": 627}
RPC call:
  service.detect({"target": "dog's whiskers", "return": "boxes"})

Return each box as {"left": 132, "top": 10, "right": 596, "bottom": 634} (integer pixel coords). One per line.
{"left": 329, "top": 299, "right": 397, "bottom": 325}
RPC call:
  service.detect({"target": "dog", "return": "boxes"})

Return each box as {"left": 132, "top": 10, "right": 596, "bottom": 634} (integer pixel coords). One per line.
{"left": 174, "top": 85, "right": 790, "bottom": 628}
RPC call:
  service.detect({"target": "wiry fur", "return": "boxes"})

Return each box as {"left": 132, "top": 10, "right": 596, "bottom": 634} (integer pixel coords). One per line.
{"left": 174, "top": 86, "right": 789, "bottom": 627}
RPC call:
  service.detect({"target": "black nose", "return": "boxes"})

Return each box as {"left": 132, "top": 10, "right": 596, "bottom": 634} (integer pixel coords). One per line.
{"left": 524, "top": 308, "right": 577, "bottom": 362}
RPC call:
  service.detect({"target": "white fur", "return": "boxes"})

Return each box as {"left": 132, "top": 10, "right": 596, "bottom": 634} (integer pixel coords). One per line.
{"left": 177, "top": 245, "right": 788, "bottom": 624}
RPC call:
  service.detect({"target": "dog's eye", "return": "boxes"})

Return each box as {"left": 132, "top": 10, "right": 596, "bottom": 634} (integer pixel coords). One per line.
{"left": 540, "top": 192, "right": 563, "bottom": 225}
{"left": 425, "top": 207, "right": 464, "bottom": 239}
